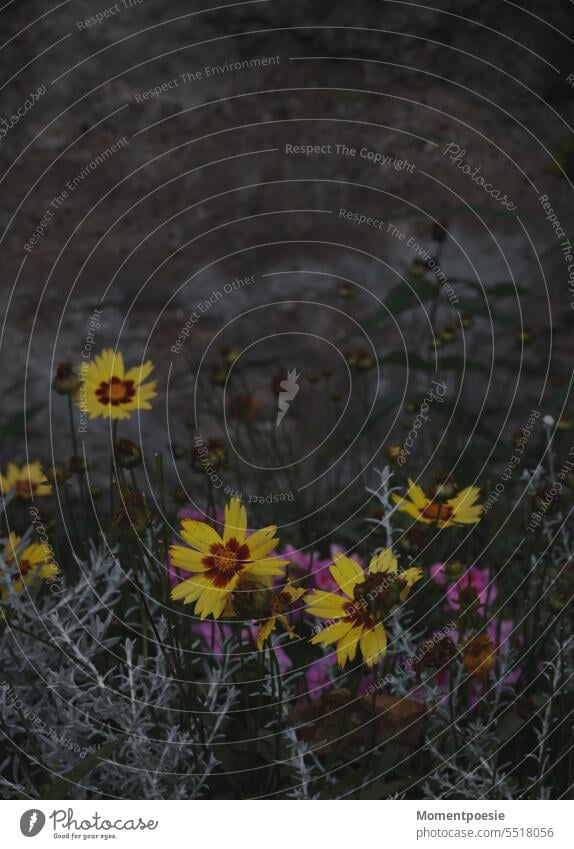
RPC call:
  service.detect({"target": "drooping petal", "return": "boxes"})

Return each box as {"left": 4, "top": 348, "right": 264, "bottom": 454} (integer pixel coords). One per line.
{"left": 336, "top": 626, "right": 361, "bottom": 667}
{"left": 360, "top": 623, "right": 388, "bottom": 667}
{"left": 257, "top": 616, "right": 276, "bottom": 650}
{"left": 195, "top": 586, "right": 232, "bottom": 619}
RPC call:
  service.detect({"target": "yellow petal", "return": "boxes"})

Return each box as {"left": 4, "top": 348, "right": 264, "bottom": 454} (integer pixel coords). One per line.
{"left": 171, "top": 574, "right": 213, "bottom": 602}
{"left": 399, "top": 567, "right": 423, "bottom": 601}
{"left": 257, "top": 617, "right": 276, "bottom": 650}
{"left": 224, "top": 497, "right": 247, "bottom": 543}
{"left": 169, "top": 546, "right": 208, "bottom": 572}
{"left": 449, "top": 485, "right": 481, "bottom": 508}
{"left": 304, "top": 590, "right": 347, "bottom": 619}
{"left": 246, "top": 526, "right": 279, "bottom": 559}
{"left": 360, "top": 623, "right": 387, "bottom": 667}
{"left": 284, "top": 584, "right": 305, "bottom": 603}
{"left": 195, "top": 585, "right": 234, "bottom": 619}
{"left": 368, "top": 549, "right": 397, "bottom": 575}
{"left": 329, "top": 553, "right": 364, "bottom": 597}
{"left": 247, "top": 557, "right": 288, "bottom": 577}
{"left": 336, "top": 626, "right": 361, "bottom": 668}
{"left": 406, "top": 479, "right": 429, "bottom": 508}
{"left": 179, "top": 520, "right": 223, "bottom": 553}
{"left": 126, "top": 360, "right": 154, "bottom": 384}
{"left": 310, "top": 619, "right": 355, "bottom": 647}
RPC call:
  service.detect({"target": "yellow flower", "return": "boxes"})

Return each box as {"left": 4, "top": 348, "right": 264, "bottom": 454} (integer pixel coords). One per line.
{"left": 78, "top": 349, "right": 157, "bottom": 420}
{"left": 392, "top": 479, "right": 483, "bottom": 528}
{"left": 0, "top": 462, "right": 52, "bottom": 498}
{"left": 1, "top": 532, "right": 59, "bottom": 600}
{"left": 170, "top": 497, "right": 289, "bottom": 619}
{"left": 257, "top": 582, "right": 305, "bottom": 650}
{"left": 305, "top": 549, "right": 422, "bottom": 668}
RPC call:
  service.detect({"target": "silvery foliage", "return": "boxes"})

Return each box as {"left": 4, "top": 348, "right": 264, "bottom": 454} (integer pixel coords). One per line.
{"left": 282, "top": 727, "right": 325, "bottom": 800}
{"left": 0, "top": 534, "right": 239, "bottom": 799}
{"left": 523, "top": 639, "right": 574, "bottom": 800}
{"left": 365, "top": 465, "right": 401, "bottom": 548}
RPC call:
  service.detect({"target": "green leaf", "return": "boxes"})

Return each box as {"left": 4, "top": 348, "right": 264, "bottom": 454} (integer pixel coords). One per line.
{"left": 40, "top": 734, "right": 127, "bottom": 800}
{"left": 455, "top": 280, "right": 525, "bottom": 299}
{"left": 361, "top": 279, "right": 437, "bottom": 332}
{"left": 458, "top": 298, "right": 518, "bottom": 326}
{"left": 378, "top": 351, "right": 487, "bottom": 374}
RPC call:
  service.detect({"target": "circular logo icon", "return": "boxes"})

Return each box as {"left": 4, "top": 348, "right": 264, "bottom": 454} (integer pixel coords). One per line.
{"left": 20, "top": 810, "right": 45, "bottom": 837}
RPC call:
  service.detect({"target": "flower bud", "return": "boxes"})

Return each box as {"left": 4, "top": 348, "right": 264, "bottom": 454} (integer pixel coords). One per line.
{"left": 42, "top": 463, "right": 70, "bottom": 487}
{"left": 231, "top": 578, "right": 272, "bottom": 620}
{"left": 52, "top": 362, "right": 81, "bottom": 396}
{"left": 69, "top": 455, "right": 87, "bottom": 475}
{"left": 445, "top": 560, "right": 465, "bottom": 581}
{"left": 112, "top": 490, "right": 152, "bottom": 540}
{"left": 114, "top": 438, "right": 142, "bottom": 469}
{"left": 385, "top": 444, "right": 402, "bottom": 463}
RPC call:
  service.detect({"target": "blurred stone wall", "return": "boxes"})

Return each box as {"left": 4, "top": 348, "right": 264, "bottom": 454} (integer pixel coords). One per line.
{"left": 1, "top": 0, "right": 573, "bottom": 480}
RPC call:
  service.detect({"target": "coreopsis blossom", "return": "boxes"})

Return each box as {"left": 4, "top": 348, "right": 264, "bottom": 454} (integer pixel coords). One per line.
{"left": 78, "top": 349, "right": 156, "bottom": 420}
{"left": 392, "top": 479, "right": 483, "bottom": 527}
{"left": 256, "top": 582, "right": 305, "bottom": 650}
{"left": 1, "top": 533, "right": 59, "bottom": 600}
{"left": 0, "top": 462, "right": 52, "bottom": 498}
{"left": 305, "top": 549, "right": 422, "bottom": 668}
{"left": 170, "top": 497, "right": 289, "bottom": 619}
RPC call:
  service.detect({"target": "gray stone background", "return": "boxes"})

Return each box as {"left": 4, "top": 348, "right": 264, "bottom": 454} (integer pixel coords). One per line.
{"left": 1, "top": 0, "right": 573, "bottom": 495}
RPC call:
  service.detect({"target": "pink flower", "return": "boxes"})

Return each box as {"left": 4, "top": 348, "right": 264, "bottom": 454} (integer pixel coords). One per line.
{"left": 305, "top": 657, "right": 334, "bottom": 699}
{"left": 194, "top": 621, "right": 293, "bottom": 673}
{"left": 430, "top": 562, "right": 497, "bottom": 612}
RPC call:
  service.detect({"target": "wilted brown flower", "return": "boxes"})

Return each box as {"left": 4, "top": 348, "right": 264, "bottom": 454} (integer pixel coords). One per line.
{"left": 68, "top": 455, "right": 87, "bottom": 475}
{"left": 288, "top": 688, "right": 430, "bottom": 752}
{"left": 229, "top": 393, "right": 258, "bottom": 421}
{"left": 191, "top": 438, "right": 228, "bottom": 472}
{"left": 42, "top": 463, "right": 70, "bottom": 488}
{"left": 414, "top": 634, "right": 457, "bottom": 679}
{"left": 463, "top": 633, "right": 496, "bottom": 680}
{"left": 338, "top": 282, "right": 355, "bottom": 299}
{"left": 385, "top": 444, "right": 402, "bottom": 463}
{"left": 112, "top": 489, "right": 152, "bottom": 540}
{"left": 221, "top": 345, "right": 239, "bottom": 366}
{"left": 209, "top": 363, "right": 228, "bottom": 386}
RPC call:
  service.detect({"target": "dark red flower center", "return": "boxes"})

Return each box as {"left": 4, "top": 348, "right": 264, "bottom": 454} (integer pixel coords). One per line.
{"left": 420, "top": 502, "right": 454, "bottom": 523}
{"left": 5, "top": 554, "right": 33, "bottom": 582}
{"left": 15, "top": 479, "right": 38, "bottom": 497}
{"left": 96, "top": 377, "right": 136, "bottom": 406}
{"left": 203, "top": 538, "right": 251, "bottom": 587}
